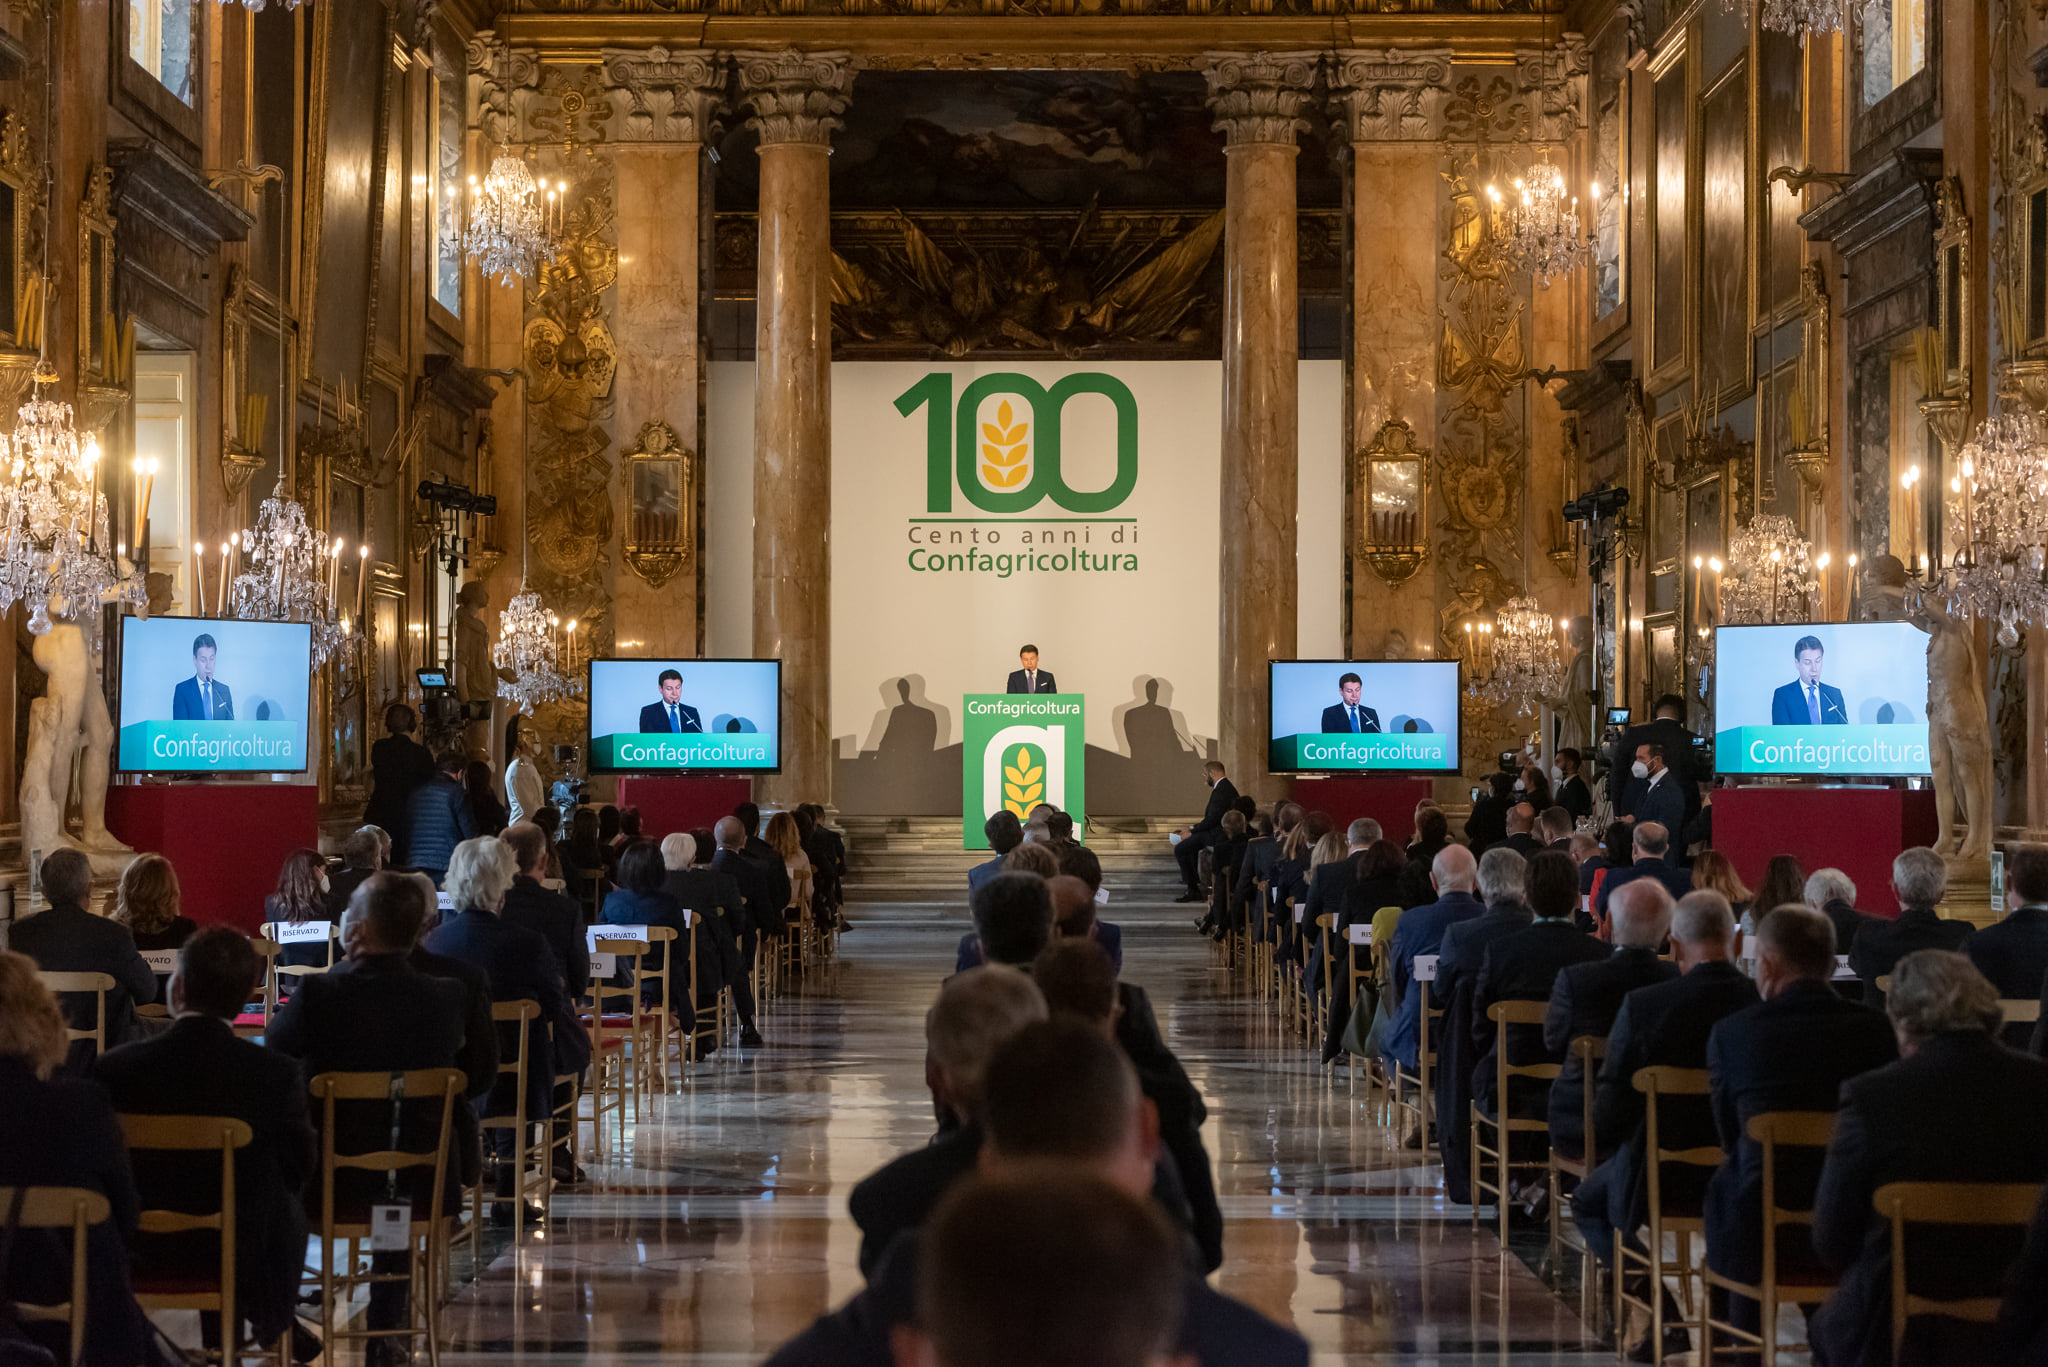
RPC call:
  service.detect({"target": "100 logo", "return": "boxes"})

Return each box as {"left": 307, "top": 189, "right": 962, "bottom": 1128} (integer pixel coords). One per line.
{"left": 895, "top": 371, "right": 1140, "bottom": 514}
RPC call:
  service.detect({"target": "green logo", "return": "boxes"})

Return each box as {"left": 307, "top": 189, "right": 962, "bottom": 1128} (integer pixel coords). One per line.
{"left": 999, "top": 742, "right": 1047, "bottom": 818}
{"left": 896, "top": 372, "right": 1139, "bottom": 514}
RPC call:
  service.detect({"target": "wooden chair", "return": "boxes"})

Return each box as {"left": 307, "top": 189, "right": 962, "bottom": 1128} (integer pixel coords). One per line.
{"left": 1470, "top": 1000, "right": 1562, "bottom": 1241}
{"left": 233, "top": 938, "right": 282, "bottom": 1038}
{"left": 1699, "top": 1110, "right": 1839, "bottom": 1367}
{"left": 1547, "top": 1035, "right": 1607, "bottom": 1268}
{"left": 119, "top": 1114, "right": 263, "bottom": 1364}
{"left": 1390, "top": 967, "right": 1442, "bottom": 1147}
{"left": 0, "top": 1186, "right": 114, "bottom": 1363}
{"left": 783, "top": 866, "right": 816, "bottom": 984}
{"left": 1312, "top": 913, "right": 1339, "bottom": 1047}
{"left": 2002, "top": 998, "right": 2042, "bottom": 1027}
{"left": 672, "top": 911, "right": 720, "bottom": 1066}
{"left": 583, "top": 938, "right": 651, "bottom": 1161}
{"left": 35, "top": 970, "right": 115, "bottom": 1060}
{"left": 637, "top": 926, "right": 679, "bottom": 1092}
{"left": 1613, "top": 1065, "right": 1720, "bottom": 1365}
{"left": 473, "top": 1000, "right": 550, "bottom": 1234}
{"left": 261, "top": 920, "right": 341, "bottom": 1007}
{"left": 308, "top": 1068, "right": 464, "bottom": 1367}
{"left": 1873, "top": 1179, "right": 2045, "bottom": 1362}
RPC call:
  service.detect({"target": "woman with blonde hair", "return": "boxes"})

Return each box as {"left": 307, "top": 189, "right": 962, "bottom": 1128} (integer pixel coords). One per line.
{"left": 1690, "top": 849, "right": 1751, "bottom": 919}
{"left": 0, "top": 952, "right": 155, "bottom": 1366}
{"left": 115, "top": 852, "right": 197, "bottom": 952}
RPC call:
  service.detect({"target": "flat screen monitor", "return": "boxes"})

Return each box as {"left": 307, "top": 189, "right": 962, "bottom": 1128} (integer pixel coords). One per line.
{"left": 587, "top": 658, "right": 782, "bottom": 774}
{"left": 117, "top": 617, "right": 313, "bottom": 773}
{"left": 1712, "top": 622, "right": 1932, "bottom": 776}
{"left": 1267, "top": 659, "right": 1462, "bottom": 774}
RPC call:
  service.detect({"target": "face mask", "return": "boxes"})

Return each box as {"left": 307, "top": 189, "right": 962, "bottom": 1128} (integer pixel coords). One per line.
{"left": 1512, "top": 779, "right": 1525, "bottom": 793}
{"left": 1550, "top": 764, "right": 1563, "bottom": 781}
{"left": 1168, "top": 831, "right": 1183, "bottom": 846}
{"left": 319, "top": 874, "right": 330, "bottom": 893}
{"left": 1631, "top": 761, "right": 1650, "bottom": 780}
{"left": 1470, "top": 787, "right": 1485, "bottom": 804}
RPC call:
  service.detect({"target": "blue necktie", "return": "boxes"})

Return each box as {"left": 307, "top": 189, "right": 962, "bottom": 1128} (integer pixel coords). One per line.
{"left": 669, "top": 705, "right": 680, "bottom": 733}
{"left": 203, "top": 683, "right": 212, "bottom": 720}
{"left": 1806, "top": 685, "right": 1821, "bottom": 725}
{"left": 1348, "top": 706, "right": 1359, "bottom": 733}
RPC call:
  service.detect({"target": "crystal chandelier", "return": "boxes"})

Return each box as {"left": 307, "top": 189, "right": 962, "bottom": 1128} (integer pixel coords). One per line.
{"left": 463, "top": 151, "right": 564, "bottom": 286}
{"left": 1488, "top": 152, "right": 1596, "bottom": 285}
{"left": 1720, "top": 513, "right": 1819, "bottom": 624}
{"left": 0, "top": 361, "right": 138, "bottom": 634}
{"left": 495, "top": 588, "right": 581, "bottom": 714}
{"left": 228, "top": 480, "right": 355, "bottom": 666}
{"left": 1938, "top": 409, "right": 2048, "bottom": 646}
{"left": 1468, "top": 596, "right": 1567, "bottom": 717}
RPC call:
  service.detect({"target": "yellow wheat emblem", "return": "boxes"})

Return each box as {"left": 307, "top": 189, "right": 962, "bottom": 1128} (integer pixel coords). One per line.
{"left": 980, "top": 399, "right": 1030, "bottom": 490}
{"left": 1002, "top": 744, "right": 1045, "bottom": 817}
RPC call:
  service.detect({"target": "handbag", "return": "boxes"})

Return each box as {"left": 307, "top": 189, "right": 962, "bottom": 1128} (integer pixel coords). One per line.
{"left": 0, "top": 1187, "right": 58, "bottom": 1367}
{"left": 1339, "top": 979, "right": 1388, "bottom": 1059}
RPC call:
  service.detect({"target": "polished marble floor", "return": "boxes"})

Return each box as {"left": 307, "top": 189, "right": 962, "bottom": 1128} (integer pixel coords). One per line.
{"left": 436, "top": 910, "right": 1623, "bottom": 1365}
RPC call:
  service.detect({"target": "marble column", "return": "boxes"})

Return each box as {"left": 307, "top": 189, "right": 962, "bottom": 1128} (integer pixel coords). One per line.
{"left": 1206, "top": 52, "right": 1317, "bottom": 794}
{"left": 737, "top": 50, "right": 854, "bottom": 810}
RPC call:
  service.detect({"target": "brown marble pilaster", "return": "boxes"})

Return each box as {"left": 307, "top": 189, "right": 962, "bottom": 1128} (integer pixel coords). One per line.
{"left": 1206, "top": 52, "right": 1316, "bottom": 796}
{"left": 737, "top": 50, "right": 853, "bottom": 810}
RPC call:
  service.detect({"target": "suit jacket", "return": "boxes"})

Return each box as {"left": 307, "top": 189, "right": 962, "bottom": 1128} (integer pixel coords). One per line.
{"left": 0, "top": 1055, "right": 153, "bottom": 1367}
{"left": 363, "top": 733, "right": 436, "bottom": 846}
{"left": 662, "top": 865, "right": 749, "bottom": 1001}
{"left": 403, "top": 771, "right": 475, "bottom": 872}
{"left": 1770, "top": 678, "right": 1848, "bottom": 726}
{"left": 1618, "top": 773, "right": 1687, "bottom": 842}
{"left": 600, "top": 885, "right": 698, "bottom": 992}
{"left": 1544, "top": 946, "right": 1679, "bottom": 1160}
{"left": 1701, "top": 982, "right": 1897, "bottom": 1286}
{"left": 712, "top": 846, "right": 784, "bottom": 939}
{"left": 171, "top": 675, "right": 234, "bottom": 720}
{"left": 966, "top": 855, "right": 1005, "bottom": 894}
{"left": 1383, "top": 890, "right": 1486, "bottom": 1071}
{"left": 1318, "top": 701, "right": 1382, "bottom": 734}
{"left": 1188, "top": 777, "right": 1238, "bottom": 839}
{"left": 848, "top": 1122, "right": 982, "bottom": 1279}
{"left": 1501, "top": 831, "right": 1543, "bottom": 858}
{"left": 10, "top": 900, "right": 159, "bottom": 1070}
{"left": 1816, "top": 897, "right": 1869, "bottom": 960}
{"left": 1594, "top": 857, "right": 1694, "bottom": 923}
{"left": 425, "top": 907, "right": 570, "bottom": 1118}
{"left": 1472, "top": 919, "right": 1608, "bottom": 1118}
{"left": 1004, "top": 668, "right": 1057, "bottom": 694}
{"left": 263, "top": 952, "right": 473, "bottom": 1215}
{"left": 502, "top": 874, "right": 591, "bottom": 997}
{"left": 1558, "top": 773, "right": 1594, "bottom": 821}
{"left": 637, "top": 699, "right": 704, "bottom": 733}
{"left": 1431, "top": 900, "right": 1534, "bottom": 1204}
{"left": 745, "top": 835, "right": 795, "bottom": 921}
{"left": 1591, "top": 959, "right": 1759, "bottom": 1235}
{"left": 325, "top": 866, "right": 376, "bottom": 921}
{"left": 1967, "top": 906, "right": 2048, "bottom": 1047}
{"left": 1605, "top": 718, "right": 1702, "bottom": 817}
{"left": 1302, "top": 851, "right": 1367, "bottom": 992}
{"left": 92, "top": 1015, "right": 315, "bottom": 1340}
{"left": 1810, "top": 1031, "right": 2048, "bottom": 1367}
{"left": 1851, "top": 907, "right": 1973, "bottom": 1008}
{"left": 1232, "top": 834, "right": 1284, "bottom": 932}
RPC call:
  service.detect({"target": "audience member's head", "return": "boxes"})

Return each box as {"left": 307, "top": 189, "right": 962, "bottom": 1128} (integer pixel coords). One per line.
{"left": 1057, "top": 844, "right": 1103, "bottom": 894}
{"left": 765, "top": 811, "right": 802, "bottom": 862}
{"left": 342, "top": 828, "right": 384, "bottom": 874}
{"left": 269, "top": 848, "right": 328, "bottom": 923}
{"left": 568, "top": 807, "right": 607, "bottom": 863}
{"left": 1273, "top": 801, "right": 1304, "bottom": 835}
{"left": 1567, "top": 832, "right": 1600, "bottom": 866}
{"left": 1414, "top": 806, "right": 1450, "bottom": 851}
{"left": 1220, "top": 809, "right": 1247, "bottom": 841}
{"left": 1430, "top": 843, "right": 1479, "bottom": 896}
{"left": 1600, "top": 822, "right": 1632, "bottom": 866}
{"left": 38, "top": 848, "right": 92, "bottom": 912}
{"left": 911, "top": 1173, "right": 1183, "bottom": 1367}
{"left": 925, "top": 965, "right": 1047, "bottom": 1122}
{"left": 1752, "top": 855, "right": 1807, "bottom": 922}
{"left": 1527, "top": 850, "right": 1578, "bottom": 921}
{"left": 171, "top": 926, "right": 263, "bottom": 1020}
{"left": 1609, "top": 877, "right": 1675, "bottom": 949}
{"left": 1557, "top": 747, "right": 1582, "bottom": 776}
{"left": 1021, "top": 818, "right": 1052, "bottom": 846}
{"left": 1891, "top": 846, "right": 1948, "bottom": 911}
{"left": 980, "top": 1019, "right": 1153, "bottom": 1190}
{"left": 1688, "top": 850, "right": 1750, "bottom": 909}
{"left": 114, "top": 853, "right": 182, "bottom": 936}
{"left": 464, "top": 760, "right": 498, "bottom": 814}
{"left": 1506, "top": 803, "right": 1534, "bottom": 835}
{"left": 971, "top": 873, "right": 1057, "bottom": 966}
{"left": 502, "top": 822, "right": 552, "bottom": 877}
{"left": 446, "top": 836, "right": 517, "bottom": 914}
{"left": 689, "top": 827, "right": 714, "bottom": 866}
{"left": 343, "top": 873, "right": 430, "bottom": 957}
{"left": 435, "top": 748, "right": 466, "bottom": 779}
{"left": 1803, "top": 867, "right": 1857, "bottom": 913}
{"left": 1886, "top": 950, "right": 2002, "bottom": 1053}
{"left": 619, "top": 808, "right": 644, "bottom": 841}
{"left": 1048, "top": 875, "right": 1097, "bottom": 939}
{"left": 714, "top": 815, "right": 746, "bottom": 852}
{"left": 1476, "top": 847, "right": 1528, "bottom": 907}
{"left": 598, "top": 805, "right": 622, "bottom": 842}
{"left": 1232, "top": 794, "right": 1257, "bottom": 822}
{"left": 1536, "top": 806, "right": 1573, "bottom": 844}
{"left": 532, "top": 807, "right": 561, "bottom": 842}
{"left": 1309, "top": 830, "right": 1346, "bottom": 872}
{"left": 617, "top": 839, "right": 667, "bottom": 897}
{"left": 1032, "top": 938, "right": 1118, "bottom": 1030}
{"left": 1360, "top": 839, "right": 1406, "bottom": 881}
{"left": 358, "top": 824, "right": 395, "bottom": 865}
{"left": 984, "top": 809, "right": 1024, "bottom": 857}
{"left": 1346, "top": 817, "right": 1382, "bottom": 849}
{"left": 1632, "top": 822, "right": 1671, "bottom": 861}
{"left": 1753, "top": 905, "right": 1837, "bottom": 997}
{"left": 0, "top": 952, "right": 69, "bottom": 1079}
{"left": 1046, "top": 811, "right": 1076, "bottom": 844}
{"left": 1671, "top": 890, "right": 1736, "bottom": 968}
{"left": 734, "top": 801, "right": 762, "bottom": 838}
{"left": 2006, "top": 844, "right": 2048, "bottom": 911}
{"left": 1003, "top": 841, "right": 1061, "bottom": 880}
{"left": 658, "top": 831, "right": 697, "bottom": 872}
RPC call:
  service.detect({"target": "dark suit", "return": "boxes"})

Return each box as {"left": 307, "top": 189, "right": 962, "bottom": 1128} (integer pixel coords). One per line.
{"left": 662, "top": 865, "right": 751, "bottom": 998}
{"left": 93, "top": 1016, "right": 315, "bottom": 1342}
{"left": 364, "top": 733, "right": 436, "bottom": 851}
{"left": 1318, "top": 701, "right": 1382, "bottom": 734}
{"left": 1816, "top": 897, "right": 1869, "bottom": 960}
{"left": 1383, "top": 890, "right": 1486, "bottom": 1072}
{"left": 1701, "top": 982, "right": 1896, "bottom": 1332}
{"left": 1558, "top": 773, "right": 1594, "bottom": 822}
{"left": 425, "top": 908, "right": 570, "bottom": 1127}
{"left": 1575, "top": 960, "right": 1758, "bottom": 1262}
{"left": 637, "top": 699, "right": 703, "bottom": 733}
{"left": 1606, "top": 718, "right": 1702, "bottom": 830}
{"left": 1004, "top": 668, "right": 1057, "bottom": 694}
{"left": 1850, "top": 907, "right": 1973, "bottom": 1008}
{"left": 407, "top": 945, "right": 498, "bottom": 1190}
{"left": 172, "top": 675, "right": 234, "bottom": 720}
{"left": 1175, "top": 776, "right": 1239, "bottom": 894}
{"left": 1302, "top": 851, "right": 1367, "bottom": 993}
{"left": 1471, "top": 919, "right": 1608, "bottom": 1119}
{"left": 714, "top": 846, "right": 785, "bottom": 940}
{"left": 848, "top": 1123, "right": 982, "bottom": 1279}
{"left": 501, "top": 875, "right": 590, "bottom": 997}
{"left": 1967, "top": 906, "right": 2048, "bottom": 1047}
{"left": 0, "top": 1056, "right": 153, "bottom": 1367}
{"left": 2000, "top": 1188, "right": 2048, "bottom": 1367}
{"left": 1809, "top": 1031, "right": 2048, "bottom": 1367}
{"left": 1594, "top": 857, "right": 1694, "bottom": 923}
{"left": 325, "top": 866, "right": 376, "bottom": 921}
{"left": 967, "top": 855, "right": 1005, "bottom": 894}
{"left": 1544, "top": 947, "right": 1680, "bottom": 1161}
{"left": 1770, "top": 678, "right": 1848, "bottom": 726}
{"left": 10, "top": 900, "right": 159, "bottom": 1070}
{"left": 744, "top": 836, "right": 795, "bottom": 925}
{"left": 1231, "top": 834, "right": 1283, "bottom": 935}
{"left": 1432, "top": 900, "right": 1534, "bottom": 1203}
{"left": 1619, "top": 772, "right": 1687, "bottom": 843}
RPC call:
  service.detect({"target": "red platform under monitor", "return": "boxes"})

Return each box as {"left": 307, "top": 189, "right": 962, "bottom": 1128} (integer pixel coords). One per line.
{"left": 1712, "top": 785, "right": 1938, "bottom": 917}
{"left": 104, "top": 783, "right": 321, "bottom": 932}
{"left": 614, "top": 776, "right": 755, "bottom": 840}
{"left": 1289, "top": 777, "right": 1434, "bottom": 848}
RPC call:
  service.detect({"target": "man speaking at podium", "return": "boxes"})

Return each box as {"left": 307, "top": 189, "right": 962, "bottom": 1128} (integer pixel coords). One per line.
{"left": 1006, "top": 644, "right": 1057, "bottom": 695}
{"left": 1318, "top": 672, "right": 1380, "bottom": 734}
{"left": 1769, "top": 635, "right": 1847, "bottom": 726}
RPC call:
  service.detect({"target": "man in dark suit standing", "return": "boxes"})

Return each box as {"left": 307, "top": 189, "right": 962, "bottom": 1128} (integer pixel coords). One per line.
{"left": 1967, "top": 843, "right": 2048, "bottom": 1047}
{"left": 1703, "top": 906, "right": 1896, "bottom": 1340}
{"left": 170, "top": 632, "right": 234, "bottom": 720}
{"left": 1605, "top": 695, "right": 1700, "bottom": 833}
{"left": 1849, "top": 847, "right": 1972, "bottom": 1008}
{"left": 1809, "top": 950, "right": 2048, "bottom": 1367}
{"left": 1555, "top": 747, "right": 1594, "bottom": 822}
{"left": 1544, "top": 879, "right": 1679, "bottom": 1163}
{"left": 1617, "top": 743, "right": 1687, "bottom": 840}
{"left": 1318, "top": 672, "right": 1381, "bottom": 734}
{"left": 1005, "top": 644, "right": 1057, "bottom": 695}
{"left": 1594, "top": 823, "right": 1693, "bottom": 923}
{"left": 12, "top": 848, "right": 158, "bottom": 1070}
{"left": 1769, "top": 634, "right": 1848, "bottom": 726}
{"left": 93, "top": 927, "right": 316, "bottom": 1351}
{"left": 1171, "top": 760, "right": 1237, "bottom": 903}
{"left": 638, "top": 667, "right": 703, "bottom": 734}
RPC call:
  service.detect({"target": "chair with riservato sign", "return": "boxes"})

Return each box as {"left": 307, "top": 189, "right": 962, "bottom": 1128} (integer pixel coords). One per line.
{"left": 261, "top": 919, "right": 341, "bottom": 1007}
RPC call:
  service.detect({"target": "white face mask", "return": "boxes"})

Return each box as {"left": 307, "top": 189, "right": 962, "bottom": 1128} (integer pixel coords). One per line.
{"left": 1511, "top": 779, "right": 1525, "bottom": 793}
{"left": 319, "top": 874, "right": 331, "bottom": 893}
{"left": 1549, "top": 764, "right": 1563, "bottom": 781}
{"left": 1631, "top": 760, "right": 1650, "bottom": 780}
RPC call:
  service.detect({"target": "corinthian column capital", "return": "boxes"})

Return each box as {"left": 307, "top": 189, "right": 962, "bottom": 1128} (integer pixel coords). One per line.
{"left": 1203, "top": 51, "right": 1320, "bottom": 148}
{"left": 734, "top": 49, "right": 857, "bottom": 148}
{"left": 1330, "top": 48, "right": 1454, "bottom": 143}
{"left": 599, "top": 47, "right": 727, "bottom": 145}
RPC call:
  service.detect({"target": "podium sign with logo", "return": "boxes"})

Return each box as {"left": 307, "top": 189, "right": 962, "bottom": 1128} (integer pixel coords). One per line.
{"left": 961, "top": 693, "right": 1086, "bottom": 850}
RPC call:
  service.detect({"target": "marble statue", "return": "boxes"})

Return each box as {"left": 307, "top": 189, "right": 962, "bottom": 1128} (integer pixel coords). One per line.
{"left": 1555, "top": 615, "right": 1595, "bottom": 755}
{"left": 454, "top": 580, "right": 496, "bottom": 707}
{"left": 1860, "top": 553, "right": 1910, "bottom": 622}
{"left": 1380, "top": 627, "right": 1410, "bottom": 660}
{"left": 1916, "top": 591, "right": 1995, "bottom": 866}
{"left": 20, "top": 602, "right": 132, "bottom": 874}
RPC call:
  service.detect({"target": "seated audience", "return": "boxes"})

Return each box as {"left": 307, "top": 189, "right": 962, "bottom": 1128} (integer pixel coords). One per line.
{"left": 733, "top": 801, "right": 794, "bottom": 919}
{"left": 1579, "top": 822, "right": 1631, "bottom": 901}
{"left": 1500, "top": 803, "right": 1540, "bottom": 858}
{"left": 1199, "top": 809, "right": 1249, "bottom": 938}
{"left": 1687, "top": 851, "right": 1750, "bottom": 925}
{"left": 266, "top": 846, "right": 339, "bottom": 973}
{"left": 1001, "top": 840, "right": 1060, "bottom": 881}
{"left": 968, "top": 810, "right": 1022, "bottom": 894}
{"left": 1545, "top": 879, "right": 1679, "bottom": 1164}
{"left": 1967, "top": 843, "right": 2048, "bottom": 1048}
{"left": 404, "top": 749, "right": 477, "bottom": 886}
{"left": 1593, "top": 822, "right": 1693, "bottom": 924}
{"left": 1233, "top": 802, "right": 1299, "bottom": 935}
{"left": 1849, "top": 847, "right": 1972, "bottom": 1007}
{"left": 12, "top": 848, "right": 157, "bottom": 1070}
{"left": 2001, "top": 1189, "right": 2048, "bottom": 1365}
{"left": 766, "top": 811, "right": 813, "bottom": 918}
{"left": 0, "top": 951, "right": 155, "bottom": 1367}
{"left": 325, "top": 828, "right": 385, "bottom": 920}
{"left": 530, "top": 807, "right": 564, "bottom": 880}
{"left": 711, "top": 816, "right": 780, "bottom": 1048}
{"left": 93, "top": 927, "right": 316, "bottom": 1351}
{"left": 1536, "top": 805, "right": 1574, "bottom": 853}
{"left": 658, "top": 831, "right": 756, "bottom": 1051}
{"left": 1303, "top": 819, "right": 1378, "bottom": 976}
{"left": 1398, "top": 808, "right": 1452, "bottom": 911}
{"left": 613, "top": 807, "right": 644, "bottom": 851}
{"left": 407, "top": 882, "right": 499, "bottom": 1190}
{"left": 560, "top": 806, "right": 610, "bottom": 905}
{"left": 1382, "top": 845, "right": 1484, "bottom": 1082}
{"left": 1809, "top": 950, "right": 2048, "bottom": 1367}
{"left": 1702, "top": 906, "right": 1896, "bottom": 1339}
{"left": 1050, "top": 873, "right": 1122, "bottom": 973}
{"left": 1803, "top": 867, "right": 1865, "bottom": 959}
{"left": 1748, "top": 855, "right": 1808, "bottom": 939}
{"left": 499, "top": 823, "right": 590, "bottom": 997}
{"left": 115, "top": 852, "right": 197, "bottom": 953}
{"left": 796, "top": 804, "right": 847, "bottom": 932}
{"left": 848, "top": 965, "right": 1047, "bottom": 1277}
{"left": 1318, "top": 839, "right": 1414, "bottom": 1060}
{"left": 1432, "top": 848, "right": 1533, "bottom": 1200}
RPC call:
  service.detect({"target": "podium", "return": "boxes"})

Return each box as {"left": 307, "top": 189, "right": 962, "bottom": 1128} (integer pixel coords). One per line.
{"left": 961, "top": 693, "right": 1086, "bottom": 850}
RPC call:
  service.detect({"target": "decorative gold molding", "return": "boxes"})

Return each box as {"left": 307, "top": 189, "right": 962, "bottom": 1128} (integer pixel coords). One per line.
{"left": 734, "top": 48, "right": 856, "bottom": 147}
{"left": 1934, "top": 174, "right": 1972, "bottom": 401}
{"left": 1355, "top": 418, "right": 1429, "bottom": 586}
{"left": 78, "top": 165, "right": 116, "bottom": 382}
{"left": 1202, "top": 50, "right": 1318, "bottom": 146}
{"left": 597, "top": 46, "right": 725, "bottom": 143}
{"left": 620, "top": 417, "right": 695, "bottom": 589}
{"left": 1330, "top": 48, "right": 1453, "bottom": 143}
